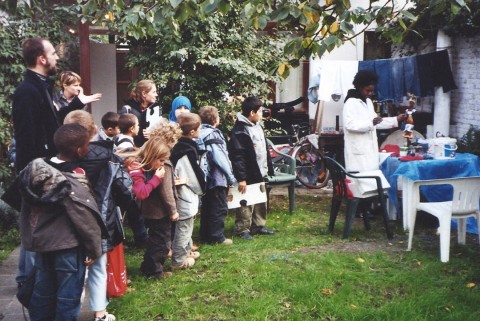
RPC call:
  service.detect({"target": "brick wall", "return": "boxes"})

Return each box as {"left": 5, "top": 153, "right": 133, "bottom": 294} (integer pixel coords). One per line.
{"left": 450, "top": 35, "right": 480, "bottom": 139}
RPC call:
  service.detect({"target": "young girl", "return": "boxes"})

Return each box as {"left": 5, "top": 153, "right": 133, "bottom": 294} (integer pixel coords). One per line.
{"left": 127, "top": 136, "right": 180, "bottom": 279}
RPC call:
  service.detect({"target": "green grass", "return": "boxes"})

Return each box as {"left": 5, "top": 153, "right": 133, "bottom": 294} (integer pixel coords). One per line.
{"left": 108, "top": 194, "right": 480, "bottom": 321}
{"left": 0, "top": 227, "right": 19, "bottom": 263}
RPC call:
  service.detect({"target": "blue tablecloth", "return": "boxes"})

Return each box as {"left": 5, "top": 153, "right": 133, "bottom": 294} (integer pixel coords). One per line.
{"left": 380, "top": 153, "right": 480, "bottom": 234}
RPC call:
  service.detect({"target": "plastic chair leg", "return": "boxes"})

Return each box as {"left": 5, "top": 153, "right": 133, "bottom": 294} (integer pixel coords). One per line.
{"left": 360, "top": 199, "right": 371, "bottom": 231}
{"left": 266, "top": 187, "right": 272, "bottom": 211}
{"left": 288, "top": 182, "right": 295, "bottom": 214}
{"left": 343, "top": 198, "right": 360, "bottom": 239}
{"left": 438, "top": 214, "right": 452, "bottom": 263}
{"left": 329, "top": 198, "right": 342, "bottom": 233}
{"left": 457, "top": 218, "right": 467, "bottom": 245}
{"left": 407, "top": 210, "right": 418, "bottom": 251}
{"left": 379, "top": 195, "right": 393, "bottom": 240}
{"left": 476, "top": 215, "right": 480, "bottom": 246}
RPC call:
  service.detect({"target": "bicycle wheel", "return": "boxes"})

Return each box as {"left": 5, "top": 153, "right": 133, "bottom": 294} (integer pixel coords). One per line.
{"left": 292, "top": 141, "right": 330, "bottom": 189}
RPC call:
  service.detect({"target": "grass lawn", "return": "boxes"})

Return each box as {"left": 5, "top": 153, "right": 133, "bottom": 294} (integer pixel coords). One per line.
{"left": 107, "top": 193, "right": 480, "bottom": 321}
{"left": 0, "top": 227, "right": 19, "bottom": 263}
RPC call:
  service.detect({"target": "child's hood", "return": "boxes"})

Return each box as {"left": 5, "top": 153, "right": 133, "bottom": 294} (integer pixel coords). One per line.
{"left": 18, "top": 158, "right": 71, "bottom": 204}
{"left": 170, "top": 137, "right": 199, "bottom": 166}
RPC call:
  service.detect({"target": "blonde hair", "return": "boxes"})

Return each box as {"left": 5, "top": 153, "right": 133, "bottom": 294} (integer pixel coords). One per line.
{"left": 148, "top": 119, "right": 182, "bottom": 149}
{"left": 124, "top": 136, "right": 171, "bottom": 171}
{"left": 60, "top": 71, "right": 81, "bottom": 89}
{"left": 63, "top": 110, "right": 97, "bottom": 139}
{"left": 130, "top": 80, "right": 155, "bottom": 104}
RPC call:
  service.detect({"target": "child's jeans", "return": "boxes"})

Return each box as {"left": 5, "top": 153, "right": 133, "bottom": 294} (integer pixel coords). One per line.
{"left": 87, "top": 253, "right": 108, "bottom": 312}
{"left": 29, "top": 248, "right": 86, "bottom": 321}
{"left": 172, "top": 216, "right": 194, "bottom": 266}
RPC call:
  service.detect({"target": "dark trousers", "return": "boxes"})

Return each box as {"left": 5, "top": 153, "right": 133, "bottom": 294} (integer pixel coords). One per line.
{"left": 125, "top": 209, "right": 147, "bottom": 244}
{"left": 141, "top": 217, "right": 171, "bottom": 278}
{"left": 199, "top": 187, "right": 228, "bottom": 243}
{"left": 28, "top": 248, "right": 86, "bottom": 321}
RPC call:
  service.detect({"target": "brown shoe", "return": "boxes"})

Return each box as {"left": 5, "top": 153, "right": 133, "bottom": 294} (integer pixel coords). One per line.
{"left": 149, "top": 271, "right": 173, "bottom": 280}
{"left": 191, "top": 243, "right": 199, "bottom": 251}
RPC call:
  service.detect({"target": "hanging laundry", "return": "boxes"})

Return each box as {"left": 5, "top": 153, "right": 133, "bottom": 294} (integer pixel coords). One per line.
{"left": 308, "top": 59, "right": 358, "bottom": 103}
{"left": 417, "top": 49, "right": 457, "bottom": 97}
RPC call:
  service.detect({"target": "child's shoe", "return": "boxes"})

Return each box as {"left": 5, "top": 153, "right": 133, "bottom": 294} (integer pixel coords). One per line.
{"left": 93, "top": 312, "right": 116, "bottom": 321}
{"left": 222, "top": 238, "right": 233, "bottom": 245}
{"left": 187, "top": 251, "right": 200, "bottom": 259}
{"left": 171, "top": 257, "right": 195, "bottom": 269}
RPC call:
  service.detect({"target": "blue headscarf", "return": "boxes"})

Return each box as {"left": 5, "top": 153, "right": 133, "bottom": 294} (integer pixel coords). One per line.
{"left": 169, "top": 96, "right": 192, "bottom": 122}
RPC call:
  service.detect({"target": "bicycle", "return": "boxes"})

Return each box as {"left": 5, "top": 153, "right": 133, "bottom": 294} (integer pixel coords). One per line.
{"left": 266, "top": 98, "right": 330, "bottom": 189}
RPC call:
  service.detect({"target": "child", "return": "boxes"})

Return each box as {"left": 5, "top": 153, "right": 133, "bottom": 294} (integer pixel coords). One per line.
{"left": 197, "top": 106, "right": 236, "bottom": 245}
{"left": 64, "top": 110, "right": 146, "bottom": 321}
{"left": 127, "top": 135, "right": 181, "bottom": 278}
{"left": 18, "top": 123, "right": 106, "bottom": 320}
{"left": 114, "top": 113, "right": 139, "bottom": 152}
{"left": 170, "top": 113, "right": 206, "bottom": 268}
{"left": 98, "top": 111, "right": 120, "bottom": 141}
{"left": 227, "top": 97, "right": 275, "bottom": 240}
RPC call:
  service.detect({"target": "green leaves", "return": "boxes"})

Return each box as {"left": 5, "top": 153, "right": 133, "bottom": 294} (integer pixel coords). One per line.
{"left": 170, "top": 0, "right": 183, "bottom": 9}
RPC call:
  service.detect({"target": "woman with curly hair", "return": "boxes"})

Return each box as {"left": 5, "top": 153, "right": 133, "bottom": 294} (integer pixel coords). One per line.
{"left": 343, "top": 70, "right": 407, "bottom": 172}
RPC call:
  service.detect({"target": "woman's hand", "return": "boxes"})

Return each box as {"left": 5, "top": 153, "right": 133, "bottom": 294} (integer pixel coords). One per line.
{"left": 78, "top": 86, "right": 102, "bottom": 104}
{"left": 373, "top": 117, "right": 383, "bottom": 126}
{"left": 397, "top": 114, "right": 408, "bottom": 122}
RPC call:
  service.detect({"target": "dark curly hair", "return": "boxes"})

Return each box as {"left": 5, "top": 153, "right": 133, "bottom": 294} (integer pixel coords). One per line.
{"left": 352, "top": 70, "right": 378, "bottom": 89}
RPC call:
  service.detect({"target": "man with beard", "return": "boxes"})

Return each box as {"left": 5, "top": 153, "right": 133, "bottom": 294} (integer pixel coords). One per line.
{"left": 13, "top": 38, "right": 62, "bottom": 172}
{"left": 11, "top": 38, "right": 63, "bottom": 288}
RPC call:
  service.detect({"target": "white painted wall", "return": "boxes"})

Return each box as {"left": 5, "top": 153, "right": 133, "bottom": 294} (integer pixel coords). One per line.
{"left": 90, "top": 43, "right": 117, "bottom": 127}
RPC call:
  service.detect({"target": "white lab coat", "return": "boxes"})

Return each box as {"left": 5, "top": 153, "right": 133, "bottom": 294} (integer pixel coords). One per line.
{"left": 343, "top": 97, "right": 398, "bottom": 172}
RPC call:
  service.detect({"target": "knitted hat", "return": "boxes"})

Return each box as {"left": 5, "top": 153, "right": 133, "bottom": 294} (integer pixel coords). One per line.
{"left": 169, "top": 96, "right": 192, "bottom": 122}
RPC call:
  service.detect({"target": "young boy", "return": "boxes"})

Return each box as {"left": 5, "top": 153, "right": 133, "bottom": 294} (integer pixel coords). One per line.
{"left": 114, "top": 113, "right": 139, "bottom": 152}
{"left": 197, "top": 106, "right": 236, "bottom": 245}
{"left": 64, "top": 110, "right": 146, "bottom": 321}
{"left": 98, "top": 111, "right": 120, "bottom": 141}
{"left": 170, "top": 113, "right": 206, "bottom": 268}
{"left": 18, "top": 123, "right": 106, "bottom": 320}
{"left": 227, "top": 96, "right": 275, "bottom": 240}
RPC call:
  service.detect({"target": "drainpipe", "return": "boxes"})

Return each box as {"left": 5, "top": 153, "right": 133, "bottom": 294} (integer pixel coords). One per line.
{"left": 433, "top": 30, "right": 452, "bottom": 137}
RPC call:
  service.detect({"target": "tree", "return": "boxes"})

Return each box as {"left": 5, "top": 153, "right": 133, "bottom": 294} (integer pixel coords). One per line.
{"left": 77, "top": 0, "right": 470, "bottom": 77}
{"left": 124, "top": 6, "right": 286, "bottom": 127}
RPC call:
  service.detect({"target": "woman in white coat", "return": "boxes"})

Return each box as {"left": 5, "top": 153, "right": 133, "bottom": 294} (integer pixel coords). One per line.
{"left": 343, "top": 70, "right": 407, "bottom": 172}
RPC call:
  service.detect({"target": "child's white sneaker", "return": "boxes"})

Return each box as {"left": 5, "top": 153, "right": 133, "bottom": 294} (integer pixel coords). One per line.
{"left": 172, "top": 257, "right": 195, "bottom": 269}
{"left": 93, "top": 312, "right": 116, "bottom": 321}
{"left": 187, "top": 251, "right": 200, "bottom": 259}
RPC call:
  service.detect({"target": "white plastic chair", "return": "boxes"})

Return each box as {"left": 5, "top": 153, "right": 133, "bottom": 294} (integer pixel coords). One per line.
{"left": 407, "top": 177, "right": 480, "bottom": 263}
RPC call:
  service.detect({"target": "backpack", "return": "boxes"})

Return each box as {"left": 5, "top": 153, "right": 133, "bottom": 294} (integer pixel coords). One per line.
{"left": 196, "top": 134, "right": 224, "bottom": 180}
